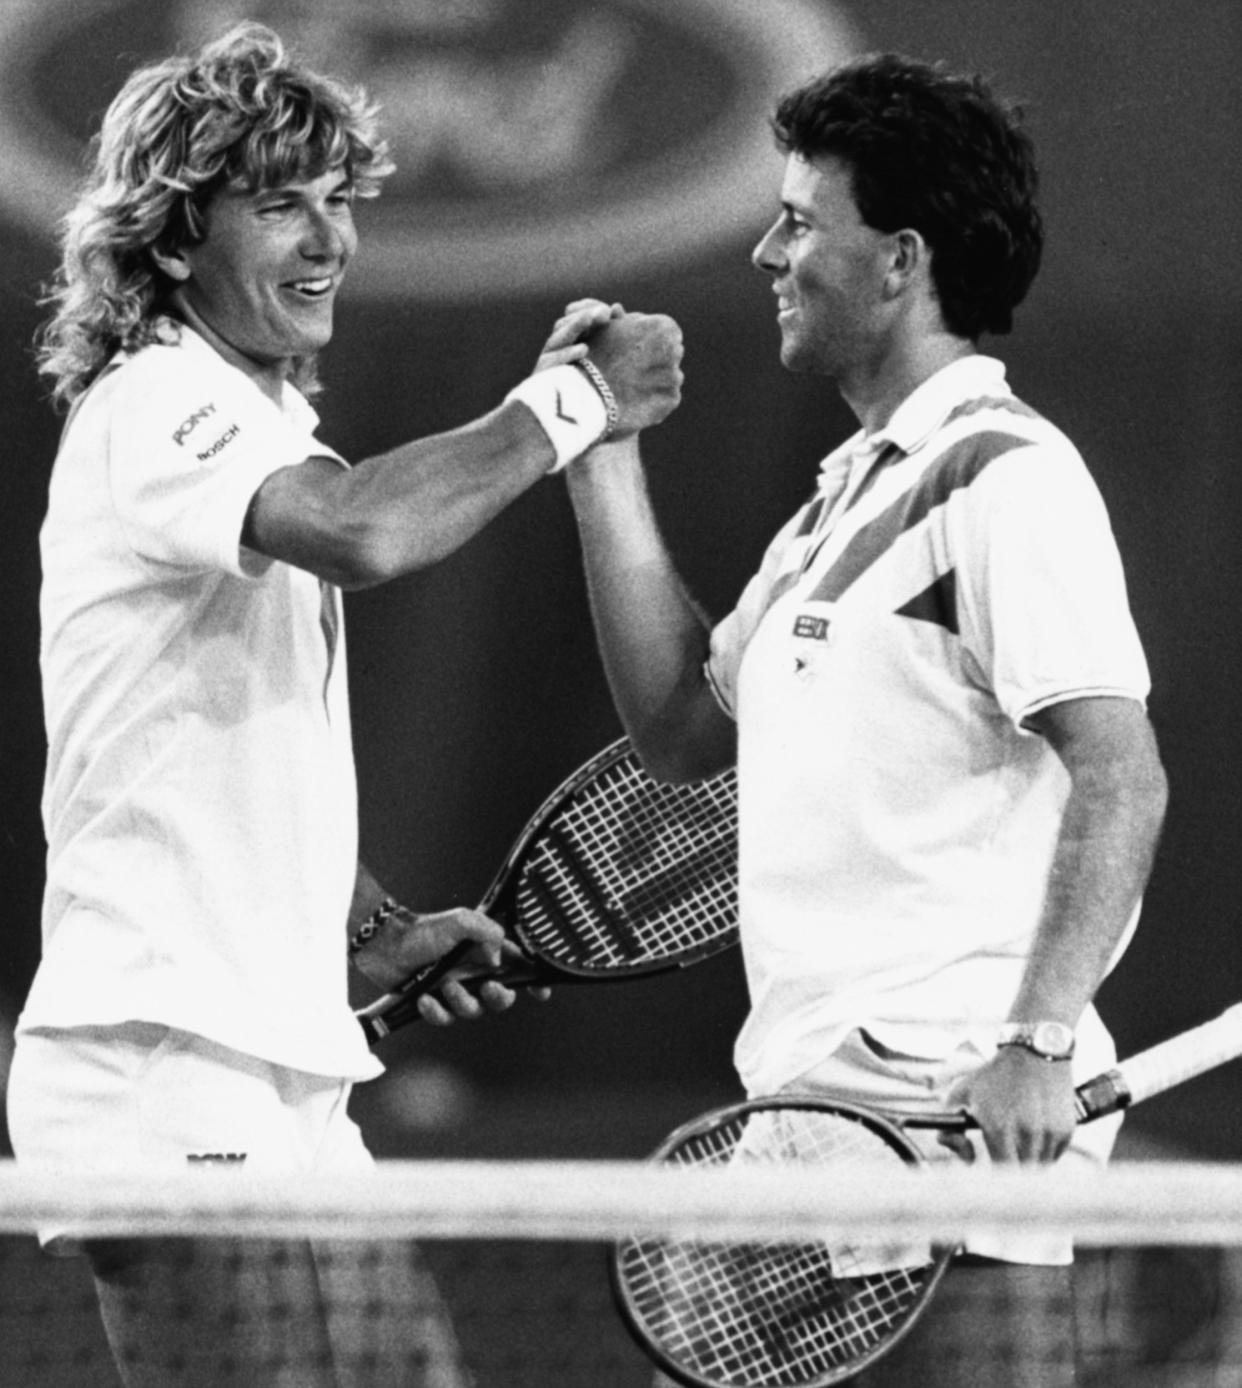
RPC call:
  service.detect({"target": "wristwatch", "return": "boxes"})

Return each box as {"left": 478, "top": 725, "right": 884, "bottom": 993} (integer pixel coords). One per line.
{"left": 996, "top": 1021, "right": 1076, "bottom": 1061}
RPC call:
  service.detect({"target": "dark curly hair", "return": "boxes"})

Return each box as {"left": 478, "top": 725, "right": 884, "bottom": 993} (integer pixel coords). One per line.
{"left": 772, "top": 53, "right": 1043, "bottom": 340}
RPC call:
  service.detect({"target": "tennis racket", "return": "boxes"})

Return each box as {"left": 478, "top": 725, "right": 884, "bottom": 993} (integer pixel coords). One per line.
{"left": 357, "top": 736, "right": 738, "bottom": 1045}
{"left": 611, "top": 1002, "right": 1242, "bottom": 1387}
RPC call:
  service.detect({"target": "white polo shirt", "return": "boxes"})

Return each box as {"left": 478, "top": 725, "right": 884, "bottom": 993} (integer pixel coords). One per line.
{"left": 24, "top": 322, "right": 381, "bottom": 1081}
{"left": 708, "top": 356, "right": 1151, "bottom": 1097}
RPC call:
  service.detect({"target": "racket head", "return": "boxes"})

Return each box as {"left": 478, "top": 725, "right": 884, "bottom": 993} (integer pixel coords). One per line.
{"left": 483, "top": 736, "right": 739, "bottom": 982}
{"left": 610, "top": 1096, "right": 955, "bottom": 1388}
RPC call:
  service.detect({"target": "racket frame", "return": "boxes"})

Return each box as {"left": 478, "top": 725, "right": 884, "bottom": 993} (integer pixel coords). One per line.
{"left": 611, "top": 1002, "right": 1242, "bottom": 1387}
{"left": 357, "top": 736, "right": 739, "bottom": 1042}
{"left": 610, "top": 1095, "right": 958, "bottom": 1388}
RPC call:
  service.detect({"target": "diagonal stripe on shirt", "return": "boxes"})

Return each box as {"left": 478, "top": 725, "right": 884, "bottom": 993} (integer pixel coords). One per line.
{"left": 803, "top": 427, "right": 1034, "bottom": 606}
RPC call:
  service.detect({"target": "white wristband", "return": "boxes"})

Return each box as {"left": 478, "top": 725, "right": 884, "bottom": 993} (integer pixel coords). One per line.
{"left": 506, "top": 364, "right": 611, "bottom": 473}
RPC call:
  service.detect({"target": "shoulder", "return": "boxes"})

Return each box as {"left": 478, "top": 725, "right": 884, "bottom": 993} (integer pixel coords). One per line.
{"left": 925, "top": 391, "right": 1089, "bottom": 496}
{"left": 101, "top": 328, "right": 284, "bottom": 460}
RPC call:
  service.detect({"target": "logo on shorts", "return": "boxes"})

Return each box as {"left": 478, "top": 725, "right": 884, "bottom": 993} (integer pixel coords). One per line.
{"left": 187, "top": 1152, "right": 248, "bottom": 1165}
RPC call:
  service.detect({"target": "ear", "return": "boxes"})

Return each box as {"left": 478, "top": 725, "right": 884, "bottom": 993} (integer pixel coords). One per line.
{"left": 882, "top": 228, "right": 927, "bottom": 299}
{"left": 150, "top": 243, "right": 192, "bottom": 283}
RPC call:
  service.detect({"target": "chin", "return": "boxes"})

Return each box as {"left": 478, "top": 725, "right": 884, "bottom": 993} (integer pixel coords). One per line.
{"left": 779, "top": 341, "right": 817, "bottom": 375}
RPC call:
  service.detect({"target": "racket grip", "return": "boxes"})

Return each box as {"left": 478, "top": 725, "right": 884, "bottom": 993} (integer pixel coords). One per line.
{"left": 1075, "top": 1003, "right": 1242, "bottom": 1121}
{"left": 357, "top": 940, "right": 474, "bottom": 1042}
{"left": 1073, "top": 1070, "right": 1131, "bottom": 1123}
{"left": 1108, "top": 1003, "right": 1242, "bottom": 1110}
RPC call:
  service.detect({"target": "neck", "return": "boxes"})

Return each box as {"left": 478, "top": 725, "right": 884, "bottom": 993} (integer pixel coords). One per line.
{"left": 170, "top": 294, "right": 290, "bottom": 407}
{"left": 842, "top": 330, "right": 976, "bottom": 436}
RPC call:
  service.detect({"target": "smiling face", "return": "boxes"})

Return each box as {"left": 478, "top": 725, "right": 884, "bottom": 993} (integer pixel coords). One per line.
{"left": 751, "top": 153, "right": 895, "bottom": 381}
{"left": 157, "top": 167, "right": 357, "bottom": 396}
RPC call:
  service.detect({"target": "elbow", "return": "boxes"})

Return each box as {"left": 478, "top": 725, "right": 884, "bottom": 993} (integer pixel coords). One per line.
{"left": 629, "top": 716, "right": 736, "bottom": 786}
{"left": 320, "top": 513, "right": 443, "bottom": 590}
{"left": 1145, "top": 754, "right": 1171, "bottom": 838}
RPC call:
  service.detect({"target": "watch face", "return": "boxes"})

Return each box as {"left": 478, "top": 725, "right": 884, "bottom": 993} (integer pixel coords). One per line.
{"left": 1032, "top": 1022, "right": 1075, "bottom": 1057}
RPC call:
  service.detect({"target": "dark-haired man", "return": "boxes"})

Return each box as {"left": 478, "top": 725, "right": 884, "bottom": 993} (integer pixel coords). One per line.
{"left": 559, "top": 54, "right": 1167, "bottom": 1384}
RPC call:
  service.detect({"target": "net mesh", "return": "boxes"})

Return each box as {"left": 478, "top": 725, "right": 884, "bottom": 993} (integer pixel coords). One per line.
{"left": 2, "top": 1157, "right": 1242, "bottom": 1387}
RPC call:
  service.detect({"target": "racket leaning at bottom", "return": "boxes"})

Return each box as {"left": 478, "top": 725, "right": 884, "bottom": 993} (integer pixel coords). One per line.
{"left": 357, "top": 736, "right": 739, "bottom": 1045}
{"left": 611, "top": 1002, "right": 1242, "bottom": 1388}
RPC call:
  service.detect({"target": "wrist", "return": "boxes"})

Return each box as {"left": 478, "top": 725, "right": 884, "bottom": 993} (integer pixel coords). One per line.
{"left": 505, "top": 361, "right": 614, "bottom": 473}
{"left": 349, "top": 896, "right": 400, "bottom": 957}
{"left": 996, "top": 1020, "right": 1076, "bottom": 1061}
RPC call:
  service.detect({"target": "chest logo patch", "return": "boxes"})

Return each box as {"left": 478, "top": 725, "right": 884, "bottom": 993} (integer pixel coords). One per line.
{"left": 792, "top": 614, "right": 831, "bottom": 642}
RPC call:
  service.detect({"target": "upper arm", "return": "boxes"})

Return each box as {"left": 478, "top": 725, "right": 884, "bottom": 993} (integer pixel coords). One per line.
{"left": 241, "top": 454, "right": 363, "bottom": 588}
{"left": 1026, "top": 696, "right": 1167, "bottom": 808}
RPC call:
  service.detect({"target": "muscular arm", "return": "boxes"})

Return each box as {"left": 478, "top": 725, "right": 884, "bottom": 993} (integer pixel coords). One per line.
{"left": 566, "top": 437, "right": 735, "bottom": 783}
{"left": 954, "top": 695, "right": 1168, "bottom": 1161}
{"left": 243, "top": 404, "right": 553, "bottom": 589}
{"left": 243, "top": 309, "right": 684, "bottom": 590}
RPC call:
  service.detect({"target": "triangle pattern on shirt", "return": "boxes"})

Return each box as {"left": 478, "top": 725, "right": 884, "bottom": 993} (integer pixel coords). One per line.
{"left": 895, "top": 568, "right": 959, "bottom": 635}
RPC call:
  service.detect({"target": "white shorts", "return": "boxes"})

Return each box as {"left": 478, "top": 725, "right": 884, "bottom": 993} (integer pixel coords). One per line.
{"left": 7, "top": 1022, "right": 374, "bottom": 1253}
{"left": 788, "top": 1027, "right": 1124, "bottom": 1266}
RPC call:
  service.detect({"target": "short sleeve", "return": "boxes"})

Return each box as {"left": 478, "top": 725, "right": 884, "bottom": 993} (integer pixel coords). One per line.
{"left": 107, "top": 349, "right": 317, "bottom": 577}
{"left": 953, "top": 440, "right": 1151, "bottom": 727}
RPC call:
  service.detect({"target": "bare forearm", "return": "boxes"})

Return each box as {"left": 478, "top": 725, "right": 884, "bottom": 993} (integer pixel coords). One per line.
{"left": 247, "top": 403, "right": 552, "bottom": 588}
{"left": 567, "top": 440, "right": 734, "bottom": 780}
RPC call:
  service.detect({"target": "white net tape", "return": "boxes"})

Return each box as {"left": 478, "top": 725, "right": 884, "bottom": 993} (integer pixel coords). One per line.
{"left": 1, "top": 1158, "right": 1241, "bottom": 1245}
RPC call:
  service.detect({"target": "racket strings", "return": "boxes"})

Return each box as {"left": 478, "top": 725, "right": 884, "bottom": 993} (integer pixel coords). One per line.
{"left": 614, "top": 1107, "right": 942, "bottom": 1387}
{"left": 516, "top": 760, "right": 738, "bottom": 971}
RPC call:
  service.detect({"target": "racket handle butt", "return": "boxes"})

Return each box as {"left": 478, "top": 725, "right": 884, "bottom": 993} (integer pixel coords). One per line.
{"left": 1074, "top": 1069, "right": 1132, "bottom": 1123}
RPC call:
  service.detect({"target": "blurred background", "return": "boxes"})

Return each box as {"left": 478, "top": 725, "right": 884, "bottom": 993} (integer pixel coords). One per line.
{"left": 0, "top": 0, "right": 1240, "bottom": 1170}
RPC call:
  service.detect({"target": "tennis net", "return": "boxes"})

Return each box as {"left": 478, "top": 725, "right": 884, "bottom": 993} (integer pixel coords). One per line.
{"left": 1, "top": 1157, "right": 1242, "bottom": 1386}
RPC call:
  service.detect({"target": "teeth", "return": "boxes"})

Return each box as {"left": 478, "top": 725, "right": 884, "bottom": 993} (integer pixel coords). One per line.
{"left": 292, "top": 279, "right": 331, "bottom": 294}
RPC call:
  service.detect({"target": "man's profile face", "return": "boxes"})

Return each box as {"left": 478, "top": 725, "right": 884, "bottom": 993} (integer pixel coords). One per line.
{"left": 169, "top": 166, "right": 357, "bottom": 388}
{"left": 752, "top": 153, "right": 893, "bottom": 379}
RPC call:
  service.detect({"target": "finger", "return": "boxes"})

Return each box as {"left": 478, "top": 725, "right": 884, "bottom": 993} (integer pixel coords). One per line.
{"left": 561, "top": 298, "right": 616, "bottom": 317}
{"left": 544, "top": 304, "right": 614, "bottom": 350}
{"left": 416, "top": 993, "right": 456, "bottom": 1027}
{"left": 454, "top": 914, "right": 507, "bottom": 947}
{"left": 533, "top": 344, "right": 590, "bottom": 373}
{"left": 936, "top": 1130, "right": 976, "bottom": 1163}
{"left": 474, "top": 980, "right": 517, "bottom": 1013}
{"left": 436, "top": 976, "right": 486, "bottom": 1020}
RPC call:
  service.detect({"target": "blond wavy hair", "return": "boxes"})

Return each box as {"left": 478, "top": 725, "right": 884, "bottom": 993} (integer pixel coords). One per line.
{"left": 35, "top": 22, "right": 394, "bottom": 408}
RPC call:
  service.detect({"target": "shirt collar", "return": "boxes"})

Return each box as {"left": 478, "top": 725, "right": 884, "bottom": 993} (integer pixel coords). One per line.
{"left": 868, "top": 354, "right": 1010, "bottom": 456}
{"left": 817, "top": 354, "right": 1011, "bottom": 495}
{"left": 169, "top": 317, "right": 321, "bottom": 429}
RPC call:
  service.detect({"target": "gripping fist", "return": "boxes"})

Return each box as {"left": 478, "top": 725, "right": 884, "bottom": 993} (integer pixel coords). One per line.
{"left": 587, "top": 312, "right": 684, "bottom": 437}
{"left": 534, "top": 299, "right": 683, "bottom": 438}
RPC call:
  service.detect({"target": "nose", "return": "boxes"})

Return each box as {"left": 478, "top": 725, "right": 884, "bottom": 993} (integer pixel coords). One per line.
{"left": 752, "top": 219, "right": 784, "bottom": 276}
{"left": 302, "top": 205, "right": 352, "bottom": 262}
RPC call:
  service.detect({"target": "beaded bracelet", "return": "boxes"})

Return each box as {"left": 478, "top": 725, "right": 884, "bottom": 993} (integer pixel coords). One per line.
{"left": 349, "top": 895, "right": 399, "bottom": 955}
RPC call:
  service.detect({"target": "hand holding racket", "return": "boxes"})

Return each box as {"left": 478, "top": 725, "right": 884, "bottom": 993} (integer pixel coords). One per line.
{"left": 357, "top": 737, "right": 738, "bottom": 1045}
{"left": 611, "top": 1003, "right": 1242, "bottom": 1387}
